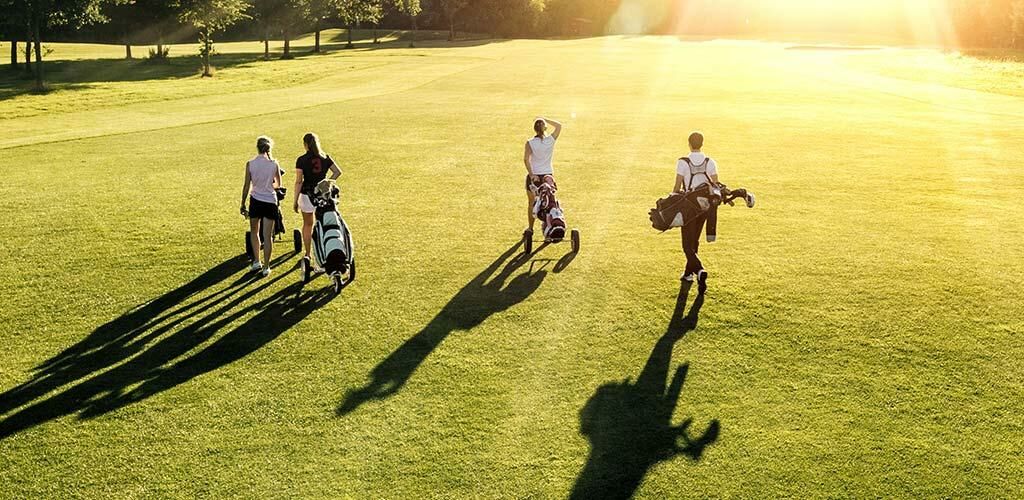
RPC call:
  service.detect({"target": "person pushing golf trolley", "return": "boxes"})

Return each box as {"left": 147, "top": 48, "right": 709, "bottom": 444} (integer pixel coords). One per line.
{"left": 293, "top": 133, "right": 356, "bottom": 294}
{"left": 522, "top": 116, "right": 580, "bottom": 254}
{"left": 240, "top": 136, "right": 299, "bottom": 276}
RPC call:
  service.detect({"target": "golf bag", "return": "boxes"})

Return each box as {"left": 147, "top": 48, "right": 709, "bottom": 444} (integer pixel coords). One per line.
{"left": 532, "top": 175, "right": 567, "bottom": 242}
{"left": 649, "top": 184, "right": 753, "bottom": 233}
{"left": 311, "top": 180, "right": 350, "bottom": 276}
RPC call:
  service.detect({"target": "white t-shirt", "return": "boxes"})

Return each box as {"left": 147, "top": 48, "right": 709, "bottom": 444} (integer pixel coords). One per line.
{"left": 248, "top": 155, "right": 280, "bottom": 204}
{"left": 676, "top": 152, "right": 718, "bottom": 191}
{"left": 527, "top": 135, "right": 557, "bottom": 176}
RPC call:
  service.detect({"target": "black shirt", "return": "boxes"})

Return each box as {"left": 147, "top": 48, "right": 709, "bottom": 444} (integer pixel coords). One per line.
{"left": 296, "top": 152, "right": 335, "bottom": 194}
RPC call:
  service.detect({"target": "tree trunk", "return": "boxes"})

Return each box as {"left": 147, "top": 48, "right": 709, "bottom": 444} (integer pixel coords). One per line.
{"left": 346, "top": 24, "right": 353, "bottom": 48}
{"left": 124, "top": 26, "right": 133, "bottom": 59}
{"left": 24, "top": 23, "right": 32, "bottom": 73}
{"left": 373, "top": 25, "right": 379, "bottom": 44}
{"left": 32, "top": 17, "right": 43, "bottom": 90}
{"left": 315, "top": 19, "right": 321, "bottom": 53}
{"left": 283, "top": 30, "right": 292, "bottom": 59}
{"left": 449, "top": 18, "right": 455, "bottom": 41}
{"left": 263, "top": 29, "right": 270, "bottom": 60}
{"left": 202, "top": 27, "right": 212, "bottom": 77}
{"left": 410, "top": 14, "right": 417, "bottom": 48}
{"left": 156, "top": 26, "right": 165, "bottom": 58}
{"left": 9, "top": 38, "right": 16, "bottom": 68}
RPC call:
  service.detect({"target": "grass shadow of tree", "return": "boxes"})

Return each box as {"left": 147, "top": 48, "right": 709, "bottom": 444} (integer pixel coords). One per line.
{"left": 0, "top": 252, "right": 327, "bottom": 440}
{"left": 570, "top": 283, "right": 720, "bottom": 499}
{"left": 337, "top": 241, "right": 545, "bottom": 415}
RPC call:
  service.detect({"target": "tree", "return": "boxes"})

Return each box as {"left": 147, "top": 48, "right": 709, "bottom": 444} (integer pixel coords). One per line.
{"left": 0, "top": 0, "right": 24, "bottom": 69}
{"left": 24, "top": 0, "right": 111, "bottom": 89}
{"left": 338, "top": 0, "right": 382, "bottom": 48}
{"left": 392, "top": 0, "right": 420, "bottom": 47}
{"left": 250, "top": 0, "right": 276, "bottom": 59}
{"left": 1012, "top": 0, "right": 1024, "bottom": 48}
{"left": 308, "top": 0, "right": 334, "bottom": 52}
{"left": 178, "top": 0, "right": 248, "bottom": 77}
{"left": 271, "top": 0, "right": 308, "bottom": 59}
{"left": 438, "top": 0, "right": 466, "bottom": 41}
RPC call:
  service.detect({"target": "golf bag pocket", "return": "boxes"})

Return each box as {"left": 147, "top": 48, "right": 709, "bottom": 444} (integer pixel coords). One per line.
{"left": 545, "top": 207, "right": 567, "bottom": 240}
{"left": 318, "top": 211, "right": 349, "bottom": 275}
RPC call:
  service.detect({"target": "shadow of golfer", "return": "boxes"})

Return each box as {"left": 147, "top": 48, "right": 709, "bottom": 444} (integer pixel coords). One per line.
{"left": 337, "top": 241, "right": 545, "bottom": 415}
{"left": 570, "top": 283, "right": 720, "bottom": 500}
{"left": 0, "top": 253, "right": 310, "bottom": 440}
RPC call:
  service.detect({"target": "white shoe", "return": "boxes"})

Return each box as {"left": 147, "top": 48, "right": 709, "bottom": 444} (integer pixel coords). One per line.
{"left": 260, "top": 266, "right": 271, "bottom": 277}
{"left": 746, "top": 193, "right": 756, "bottom": 208}
{"left": 250, "top": 261, "right": 263, "bottom": 272}
{"left": 681, "top": 272, "right": 696, "bottom": 282}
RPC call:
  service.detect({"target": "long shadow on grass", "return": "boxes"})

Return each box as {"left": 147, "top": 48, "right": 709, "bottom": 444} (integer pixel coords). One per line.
{"left": 0, "top": 252, "right": 327, "bottom": 440}
{"left": 570, "top": 283, "right": 720, "bottom": 499}
{"left": 337, "top": 241, "right": 544, "bottom": 415}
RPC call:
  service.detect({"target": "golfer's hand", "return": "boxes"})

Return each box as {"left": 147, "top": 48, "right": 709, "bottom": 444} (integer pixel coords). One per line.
{"left": 239, "top": 205, "right": 247, "bottom": 217}
{"left": 531, "top": 175, "right": 540, "bottom": 183}
{"left": 292, "top": 201, "right": 299, "bottom": 214}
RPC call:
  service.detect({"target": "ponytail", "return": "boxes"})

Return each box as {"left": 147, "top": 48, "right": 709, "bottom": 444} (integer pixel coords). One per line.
{"left": 256, "top": 135, "right": 274, "bottom": 161}
{"left": 303, "top": 132, "right": 326, "bottom": 158}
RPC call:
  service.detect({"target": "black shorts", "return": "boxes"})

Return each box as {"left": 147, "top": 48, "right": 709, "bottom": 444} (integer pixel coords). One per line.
{"left": 248, "top": 197, "right": 279, "bottom": 220}
{"left": 526, "top": 174, "right": 557, "bottom": 192}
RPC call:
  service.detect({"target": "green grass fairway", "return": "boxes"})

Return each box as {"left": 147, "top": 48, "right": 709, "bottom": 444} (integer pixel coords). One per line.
{"left": 1, "top": 35, "right": 1023, "bottom": 498}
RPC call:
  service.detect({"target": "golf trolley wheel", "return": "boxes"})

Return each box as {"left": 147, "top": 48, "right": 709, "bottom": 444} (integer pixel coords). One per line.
{"left": 301, "top": 256, "right": 311, "bottom": 284}
{"left": 523, "top": 230, "right": 533, "bottom": 255}
{"left": 349, "top": 259, "right": 356, "bottom": 283}
{"left": 332, "top": 274, "right": 344, "bottom": 295}
{"left": 571, "top": 229, "right": 580, "bottom": 254}
{"left": 292, "top": 229, "right": 302, "bottom": 254}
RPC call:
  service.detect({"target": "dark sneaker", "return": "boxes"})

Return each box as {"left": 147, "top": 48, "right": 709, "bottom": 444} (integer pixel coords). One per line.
{"left": 697, "top": 270, "right": 709, "bottom": 293}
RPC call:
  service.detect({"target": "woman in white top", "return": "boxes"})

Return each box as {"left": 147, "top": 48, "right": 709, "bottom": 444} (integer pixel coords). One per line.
{"left": 522, "top": 116, "right": 562, "bottom": 238}
{"left": 240, "top": 136, "right": 283, "bottom": 276}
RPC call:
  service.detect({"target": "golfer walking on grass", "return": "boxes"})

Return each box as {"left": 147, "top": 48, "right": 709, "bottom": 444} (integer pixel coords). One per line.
{"left": 523, "top": 117, "right": 562, "bottom": 239}
{"left": 674, "top": 131, "right": 719, "bottom": 292}
{"left": 293, "top": 132, "right": 341, "bottom": 271}
{"left": 241, "top": 136, "right": 282, "bottom": 277}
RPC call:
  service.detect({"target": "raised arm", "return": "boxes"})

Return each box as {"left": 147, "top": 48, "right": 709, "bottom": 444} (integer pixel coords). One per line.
{"left": 240, "top": 162, "right": 251, "bottom": 215}
{"left": 545, "top": 117, "right": 563, "bottom": 140}
{"left": 674, "top": 173, "right": 684, "bottom": 194}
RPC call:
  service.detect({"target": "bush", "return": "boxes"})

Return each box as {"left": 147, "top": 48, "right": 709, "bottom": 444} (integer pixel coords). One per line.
{"left": 147, "top": 46, "right": 170, "bottom": 61}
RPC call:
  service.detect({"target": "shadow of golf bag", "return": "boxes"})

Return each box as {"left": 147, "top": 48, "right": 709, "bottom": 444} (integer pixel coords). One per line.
{"left": 533, "top": 176, "right": 567, "bottom": 242}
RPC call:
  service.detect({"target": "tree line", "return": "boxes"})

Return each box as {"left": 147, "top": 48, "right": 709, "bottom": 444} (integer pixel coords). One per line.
{"left": 4, "top": 0, "right": 1024, "bottom": 90}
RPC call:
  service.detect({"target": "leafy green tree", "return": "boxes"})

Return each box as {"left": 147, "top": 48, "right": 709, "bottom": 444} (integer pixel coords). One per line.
{"left": 438, "top": 0, "right": 466, "bottom": 40}
{"left": 103, "top": 0, "right": 179, "bottom": 59}
{"left": 271, "top": 0, "right": 308, "bottom": 59}
{"left": 178, "top": 0, "right": 248, "bottom": 76}
{"left": 392, "top": 0, "right": 420, "bottom": 47}
{"left": 338, "top": 0, "right": 382, "bottom": 48}
{"left": 24, "top": 0, "right": 112, "bottom": 89}
{"left": 308, "top": 0, "right": 334, "bottom": 52}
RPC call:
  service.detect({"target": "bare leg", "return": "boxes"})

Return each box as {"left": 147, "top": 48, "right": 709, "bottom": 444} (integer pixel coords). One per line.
{"left": 527, "top": 191, "right": 536, "bottom": 232}
{"left": 302, "top": 212, "right": 315, "bottom": 259}
{"left": 261, "top": 217, "right": 275, "bottom": 266}
{"left": 249, "top": 217, "right": 261, "bottom": 262}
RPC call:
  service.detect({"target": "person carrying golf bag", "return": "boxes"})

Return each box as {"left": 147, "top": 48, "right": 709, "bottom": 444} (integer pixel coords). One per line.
{"left": 674, "top": 131, "right": 718, "bottom": 292}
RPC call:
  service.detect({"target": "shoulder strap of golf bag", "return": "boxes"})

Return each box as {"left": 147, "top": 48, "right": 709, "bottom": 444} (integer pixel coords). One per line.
{"left": 680, "top": 158, "right": 711, "bottom": 192}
